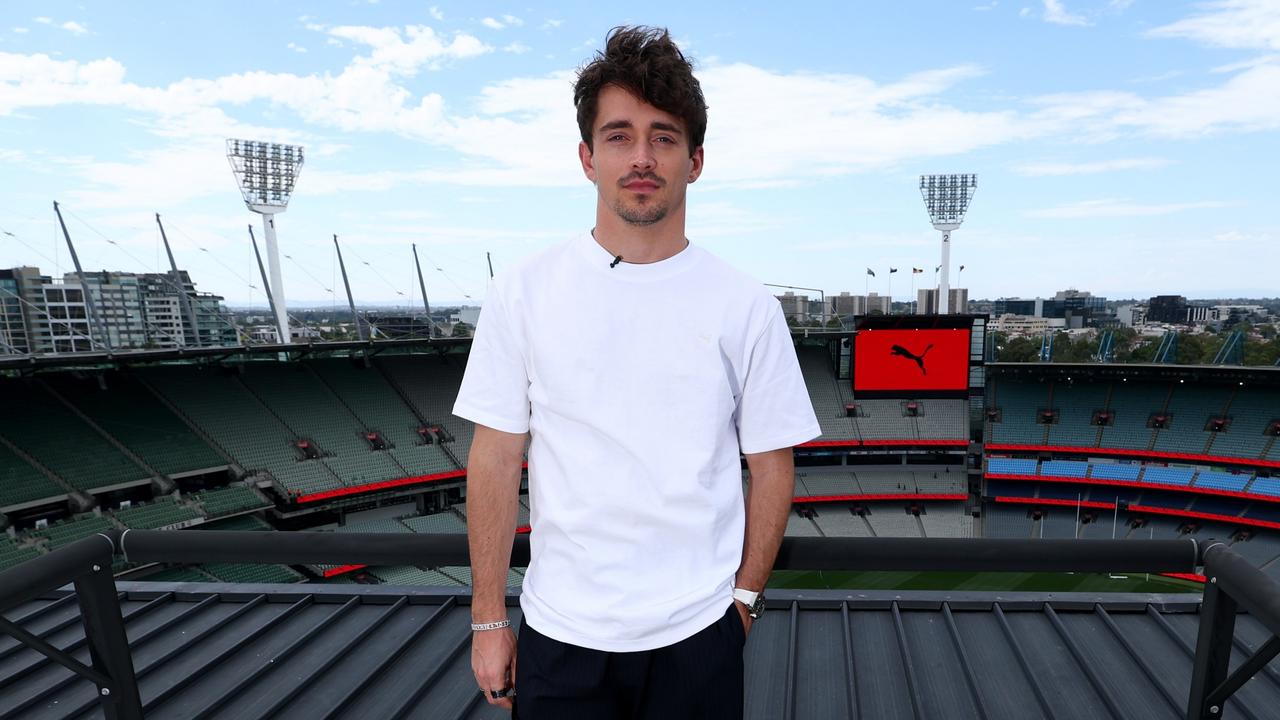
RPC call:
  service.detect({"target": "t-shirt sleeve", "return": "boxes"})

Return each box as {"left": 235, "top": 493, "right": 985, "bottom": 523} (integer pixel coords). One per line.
{"left": 734, "top": 302, "right": 823, "bottom": 454}
{"left": 451, "top": 282, "right": 531, "bottom": 434}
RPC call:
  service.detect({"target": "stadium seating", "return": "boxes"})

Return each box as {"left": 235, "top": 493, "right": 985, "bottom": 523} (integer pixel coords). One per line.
{"left": 28, "top": 513, "right": 116, "bottom": 549}
{"left": 43, "top": 371, "right": 226, "bottom": 477}
{"left": 809, "top": 505, "right": 873, "bottom": 537}
{"left": 113, "top": 496, "right": 202, "bottom": 530}
{"left": 1088, "top": 463, "right": 1142, "bottom": 481}
{"left": 853, "top": 399, "right": 919, "bottom": 441}
{"left": 1037, "top": 510, "right": 1078, "bottom": 539}
{"left": 1141, "top": 466, "right": 1195, "bottom": 486}
{"left": 192, "top": 485, "right": 270, "bottom": 518}
{"left": 142, "top": 566, "right": 218, "bottom": 582}
{"left": 864, "top": 508, "right": 922, "bottom": 537}
{"left": 785, "top": 511, "right": 823, "bottom": 537}
{"left": 199, "top": 514, "right": 273, "bottom": 531}
{"left": 1041, "top": 460, "right": 1088, "bottom": 478}
{"left": 917, "top": 504, "right": 973, "bottom": 538}
{"left": 0, "top": 442, "right": 66, "bottom": 509}
{"left": 795, "top": 345, "right": 859, "bottom": 442}
{"left": 377, "top": 354, "right": 474, "bottom": 463}
{"left": 307, "top": 359, "right": 458, "bottom": 478}
{"left": 201, "top": 562, "right": 305, "bottom": 584}
{"left": 1208, "top": 388, "right": 1279, "bottom": 461}
{"left": 1044, "top": 380, "right": 1109, "bottom": 447}
{"left": 1251, "top": 477, "right": 1280, "bottom": 498}
{"left": 982, "top": 505, "right": 1035, "bottom": 539}
{"left": 371, "top": 565, "right": 464, "bottom": 586}
{"left": 1098, "top": 382, "right": 1169, "bottom": 451}
{"left": 987, "top": 457, "right": 1037, "bottom": 475}
{"left": 912, "top": 399, "right": 968, "bottom": 440}
{"left": 0, "top": 378, "right": 152, "bottom": 492}
{"left": 1151, "top": 384, "right": 1229, "bottom": 455}
{"left": 986, "top": 379, "right": 1049, "bottom": 445}
{"left": 1194, "top": 470, "right": 1252, "bottom": 493}
{"left": 0, "top": 536, "right": 40, "bottom": 571}
{"left": 402, "top": 511, "right": 467, "bottom": 534}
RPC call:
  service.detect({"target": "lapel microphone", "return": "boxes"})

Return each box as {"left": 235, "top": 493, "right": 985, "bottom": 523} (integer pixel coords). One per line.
{"left": 610, "top": 255, "right": 623, "bottom": 268}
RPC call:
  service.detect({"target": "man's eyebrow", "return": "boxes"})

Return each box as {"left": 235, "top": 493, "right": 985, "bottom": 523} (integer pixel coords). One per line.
{"left": 597, "top": 119, "right": 684, "bottom": 135}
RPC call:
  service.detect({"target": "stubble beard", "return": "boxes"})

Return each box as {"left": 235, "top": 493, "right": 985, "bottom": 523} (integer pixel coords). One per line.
{"left": 612, "top": 196, "right": 669, "bottom": 226}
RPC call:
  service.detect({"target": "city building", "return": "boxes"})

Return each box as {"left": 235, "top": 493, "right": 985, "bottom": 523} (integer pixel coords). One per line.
{"left": 775, "top": 291, "right": 809, "bottom": 322}
{"left": 1147, "top": 295, "right": 1218, "bottom": 325}
{"left": 916, "top": 288, "right": 968, "bottom": 315}
{"left": 827, "top": 292, "right": 891, "bottom": 318}
{"left": 0, "top": 265, "right": 235, "bottom": 355}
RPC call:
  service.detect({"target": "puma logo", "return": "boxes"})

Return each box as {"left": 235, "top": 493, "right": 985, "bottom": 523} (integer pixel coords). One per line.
{"left": 891, "top": 343, "right": 933, "bottom": 375}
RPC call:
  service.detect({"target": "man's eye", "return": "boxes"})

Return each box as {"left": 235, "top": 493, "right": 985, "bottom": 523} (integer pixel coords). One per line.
{"left": 655, "top": 136, "right": 675, "bottom": 144}
{"left": 607, "top": 134, "right": 627, "bottom": 142}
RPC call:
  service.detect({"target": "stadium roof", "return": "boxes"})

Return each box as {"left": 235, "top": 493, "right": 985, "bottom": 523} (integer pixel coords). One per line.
{"left": 4, "top": 584, "right": 1279, "bottom": 720}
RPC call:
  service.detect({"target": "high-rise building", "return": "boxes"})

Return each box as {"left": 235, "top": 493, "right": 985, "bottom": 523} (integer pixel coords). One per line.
{"left": 775, "top": 291, "right": 809, "bottom": 322}
{"left": 916, "top": 288, "right": 968, "bottom": 315}
{"left": 826, "top": 292, "right": 890, "bottom": 318}
{"left": 0, "top": 265, "right": 235, "bottom": 355}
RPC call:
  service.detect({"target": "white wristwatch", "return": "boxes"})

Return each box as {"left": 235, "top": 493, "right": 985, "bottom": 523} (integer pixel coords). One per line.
{"left": 733, "top": 587, "right": 765, "bottom": 619}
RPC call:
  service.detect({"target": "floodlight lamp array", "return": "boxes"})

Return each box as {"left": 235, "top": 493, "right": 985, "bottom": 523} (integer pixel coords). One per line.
{"left": 919, "top": 174, "right": 977, "bottom": 228}
{"left": 227, "top": 139, "right": 305, "bottom": 211}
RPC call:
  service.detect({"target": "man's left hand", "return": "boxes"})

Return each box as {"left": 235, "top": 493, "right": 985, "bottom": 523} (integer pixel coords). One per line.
{"left": 734, "top": 601, "right": 753, "bottom": 639}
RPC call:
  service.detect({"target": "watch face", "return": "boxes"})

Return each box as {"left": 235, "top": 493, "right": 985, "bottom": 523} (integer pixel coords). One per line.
{"left": 749, "top": 595, "right": 766, "bottom": 618}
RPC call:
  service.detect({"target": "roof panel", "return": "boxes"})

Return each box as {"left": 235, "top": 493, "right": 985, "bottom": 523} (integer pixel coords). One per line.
{"left": 3, "top": 586, "right": 1280, "bottom": 720}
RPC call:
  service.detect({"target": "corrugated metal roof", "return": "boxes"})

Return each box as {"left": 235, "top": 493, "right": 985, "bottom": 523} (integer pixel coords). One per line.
{"left": 3, "top": 584, "right": 1280, "bottom": 719}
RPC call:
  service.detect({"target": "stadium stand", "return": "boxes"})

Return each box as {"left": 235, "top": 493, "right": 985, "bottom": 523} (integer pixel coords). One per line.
{"left": 28, "top": 513, "right": 116, "bottom": 549}
{"left": 1041, "top": 459, "right": 1089, "bottom": 478}
{"left": 1142, "top": 466, "right": 1196, "bottom": 486}
{"left": 1088, "top": 462, "right": 1142, "bottom": 481}
{"left": 795, "top": 345, "right": 858, "bottom": 442}
{"left": 42, "top": 371, "right": 226, "bottom": 477}
{"left": 1209, "top": 387, "right": 1280, "bottom": 460}
{"left": 139, "top": 364, "right": 343, "bottom": 498}
{"left": 983, "top": 506, "right": 1036, "bottom": 539}
{"left": 141, "top": 566, "right": 217, "bottom": 583}
{"left": 0, "top": 378, "right": 152, "bottom": 492}
{"left": 917, "top": 504, "right": 974, "bottom": 538}
{"left": 785, "top": 511, "right": 823, "bottom": 537}
{"left": 1044, "top": 379, "right": 1109, "bottom": 447}
{"left": 985, "top": 379, "right": 1047, "bottom": 445}
{"left": 307, "top": 358, "right": 458, "bottom": 478}
{"left": 912, "top": 399, "right": 968, "bottom": 440}
{"left": 809, "top": 505, "right": 873, "bottom": 537}
{"left": 403, "top": 511, "right": 467, "bottom": 534}
{"left": 0, "top": 441, "right": 66, "bottom": 509}
{"left": 1098, "top": 381, "right": 1169, "bottom": 451}
{"left": 191, "top": 484, "right": 271, "bottom": 518}
{"left": 0, "top": 535, "right": 40, "bottom": 571}
{"left": 1253, "top": 477, "right": 1280, "bottom": 498}
{"left": 986, "top": 457, "right": 1037, "bottom": 475}
{"left": 376, "top": 354, "right": 474, "bottom": 462}
{"left": 112, "top": 496, "right": 202, "bottom": 530}
{"left": 370, "top": 565, "right": 464, "bottom": 586}
{"left": 1151, "top": 384, "right": 1228, "bottom": 455}
{"left": 199, "top": 514, "right": 273, "bottom": 531}
{"left": 853, "top": 399, "right": 919, "bottom": 441}
{"left": 864, "top": 507, "right": 922, "bottom": 537}
{"left": 201, "top": 562, "right": 305, "bottom": 584}
{"left": 1194, "top": 470, "right": 1252, "bottom": 492}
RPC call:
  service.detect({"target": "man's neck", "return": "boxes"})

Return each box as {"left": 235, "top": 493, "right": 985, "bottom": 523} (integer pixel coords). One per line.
{"left": 592, "top": 208, "right": 688, "bottom": 265}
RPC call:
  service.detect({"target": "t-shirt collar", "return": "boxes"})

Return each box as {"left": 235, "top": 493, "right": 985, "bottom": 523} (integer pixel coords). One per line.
{"left": 576, "top": 230, "right": 700, "bottom": 281}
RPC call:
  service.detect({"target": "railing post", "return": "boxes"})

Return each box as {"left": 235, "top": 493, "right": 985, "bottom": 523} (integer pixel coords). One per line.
{"left": 73, "top": 556, "right": 142, "bottom": 720}
{"left": 1186, "top": 577, "right": 1237, "bottom": 720}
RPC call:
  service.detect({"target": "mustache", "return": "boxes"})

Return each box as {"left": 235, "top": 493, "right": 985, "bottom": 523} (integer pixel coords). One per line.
{"left": 618, "top": 172, "right": 665, "bottom": 187}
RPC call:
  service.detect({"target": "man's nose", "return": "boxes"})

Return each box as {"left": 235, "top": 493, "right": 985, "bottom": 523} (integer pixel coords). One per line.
{"left": 630, "top": 143, "right": 656, "bottom": 170}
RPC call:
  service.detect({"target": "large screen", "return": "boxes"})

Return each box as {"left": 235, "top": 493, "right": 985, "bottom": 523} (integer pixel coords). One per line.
{"left": 853, "top": 328, "right": 971, "bottom": 392}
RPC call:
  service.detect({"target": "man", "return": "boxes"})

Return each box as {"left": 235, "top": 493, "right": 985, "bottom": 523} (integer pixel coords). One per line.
{"left": 453, "top": 26, "right": 821, "bottom": 718}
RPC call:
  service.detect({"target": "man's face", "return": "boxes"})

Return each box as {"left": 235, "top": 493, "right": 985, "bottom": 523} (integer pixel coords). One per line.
{"left": 579, "top": 84, "right": 703, "bottom": 227}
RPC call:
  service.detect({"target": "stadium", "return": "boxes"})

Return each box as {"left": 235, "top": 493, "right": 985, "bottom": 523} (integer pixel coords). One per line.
{"left": 2, "top": 309, "right": 1280, "bottom": 718}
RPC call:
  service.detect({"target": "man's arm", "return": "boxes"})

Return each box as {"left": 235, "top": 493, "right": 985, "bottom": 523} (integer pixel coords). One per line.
{"left": 468, "top": 424, "right": 528, "bottom": 711}
{"left": 734, "top": 446, "right": 796, "bottom": 634}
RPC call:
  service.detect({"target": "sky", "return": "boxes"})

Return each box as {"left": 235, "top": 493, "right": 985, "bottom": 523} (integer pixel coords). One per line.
{"left": 1, "top": 0, "right": 1278, "bottom": 309}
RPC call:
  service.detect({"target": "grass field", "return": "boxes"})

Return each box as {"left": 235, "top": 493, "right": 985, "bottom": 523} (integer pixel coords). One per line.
{"left": 768, "top": 569, "right": 1203, "bottom": 594}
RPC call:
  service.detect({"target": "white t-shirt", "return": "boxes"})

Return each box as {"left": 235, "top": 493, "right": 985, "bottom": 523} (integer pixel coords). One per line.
{"left": 452, "top": 231, "right": 821, "bottom": 652}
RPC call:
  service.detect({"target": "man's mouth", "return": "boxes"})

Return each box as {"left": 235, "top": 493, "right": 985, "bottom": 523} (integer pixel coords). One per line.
{"left": 622, "top": 177, "right": 662, "bottom": 192}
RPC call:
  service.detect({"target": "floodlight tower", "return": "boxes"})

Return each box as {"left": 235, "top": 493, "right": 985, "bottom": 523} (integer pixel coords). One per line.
{"left": 227, "top": 139, "right": 304, "bottom": 343}
{"left": 919, "top": 174, "right": 976, "bottom": 314}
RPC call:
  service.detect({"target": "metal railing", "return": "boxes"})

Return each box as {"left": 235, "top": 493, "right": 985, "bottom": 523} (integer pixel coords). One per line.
{"left": 1, "top": 531, "right": 1277, "bottom": 719}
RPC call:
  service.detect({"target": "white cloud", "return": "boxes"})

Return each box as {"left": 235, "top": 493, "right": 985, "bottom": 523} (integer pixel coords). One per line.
{"left": 60, "top": 21, "right": 88, "bottom": 36}
{"left": 325, "top": 25, "right": 490, "bottom": 75}
{"left": 1147, "top": 0, "right": 1280, "bottom": 50}
{"left": 501, "top": 15, "right": 524, "bottom": 27}
{"left": 1042, "top": 0, "right": 1090, "bottom": 26}
{"left": 1212, "top": 54, "right": 1280, "bottom": 73}
{"left": 33, "top": 17, "right": 52, "bottom": 25}
{"left": 287, "top": 42, "right": 307, "bottom": 54}
{"left": 1012, "top": 157, "right": 1171, "bottom": 176}
{"left": 481, "top": 17, "right": 505, "bottom": 30}
{"left": 974, "top": 2, "right": 999, "bottom": 11}
{"left": 542, "top": 19, "right": 562, "bottom": 29}
{"left": 503, "top": 42, "right": 530, "bottom": 54}
{"left": 1025, "top": 199, "right": 1230, "bottom": 219}
{"left": 0, "top": 148, "right": 24, "bottom": 162}
{"left": 429, "top": 6, "right": 445, "bottom": 21}
{"left": 12, "top": 27, "right": 29, "bottom": 34}
{"left": 1019, "top": 7, "right": 1032, "bottom": 18}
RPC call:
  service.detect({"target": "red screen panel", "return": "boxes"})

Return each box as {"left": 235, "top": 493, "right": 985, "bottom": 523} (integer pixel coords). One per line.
{"left": 854, "top": 328, "right": 970, "bottom": 392}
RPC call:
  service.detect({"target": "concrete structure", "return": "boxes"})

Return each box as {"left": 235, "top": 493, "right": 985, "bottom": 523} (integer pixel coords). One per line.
{"left": 916, "top": 287, "right": 968, "bottom": 315}
{"left": 775, "top": 291, "right": 809, "bottom": 322}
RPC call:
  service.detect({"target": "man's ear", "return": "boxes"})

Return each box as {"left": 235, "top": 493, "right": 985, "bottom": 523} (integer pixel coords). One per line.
{"left": 687, "top": 146, "right": 704, "bottom": 183}
{"left": 579, "top": 141, "right": 597, "bottom": 184}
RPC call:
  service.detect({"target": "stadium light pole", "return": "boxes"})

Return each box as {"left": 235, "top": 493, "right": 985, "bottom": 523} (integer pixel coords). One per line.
{"left": 919, "top": 174, "right": 976, "bottom": 314}
{"left": 227, "top": 139, "right": 304, "bottom": 344}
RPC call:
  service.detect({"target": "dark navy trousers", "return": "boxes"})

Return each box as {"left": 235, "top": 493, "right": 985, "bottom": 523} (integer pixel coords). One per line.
{"left": 513, "top": 603, "right": 746, "bottom": 719}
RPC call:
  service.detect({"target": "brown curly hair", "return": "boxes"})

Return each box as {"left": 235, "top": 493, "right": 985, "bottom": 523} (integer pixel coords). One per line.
{"left": 573, "top": 26, "right": 708, "bottom": 157}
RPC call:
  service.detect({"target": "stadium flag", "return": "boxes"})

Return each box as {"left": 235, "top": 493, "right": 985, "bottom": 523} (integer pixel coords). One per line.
{"left": 866, "top": 268, "right": 876, "bottom": 277}
{"left": 960, "top": 265, "right": 966, "bottom": 272}
{"left": 889, "top": 267, "right": 898, "bottom": 273}
{"left": 934, "top": 265, "right": 941, "bottom": 272}
{"left": 912, "top": 267, "right": 923, "bottom": 274}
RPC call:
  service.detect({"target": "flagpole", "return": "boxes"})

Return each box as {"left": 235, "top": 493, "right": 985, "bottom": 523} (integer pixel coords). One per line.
{"left": 887, "top": 270, "right": 892, "bottom": 311}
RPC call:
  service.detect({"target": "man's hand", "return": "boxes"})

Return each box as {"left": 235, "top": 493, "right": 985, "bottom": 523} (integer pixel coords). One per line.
{"left": 734, "top": 601, "right": 754, "bottom": 639}
{"left": 472, "top": 627, "right": 517, "bottom": 711}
